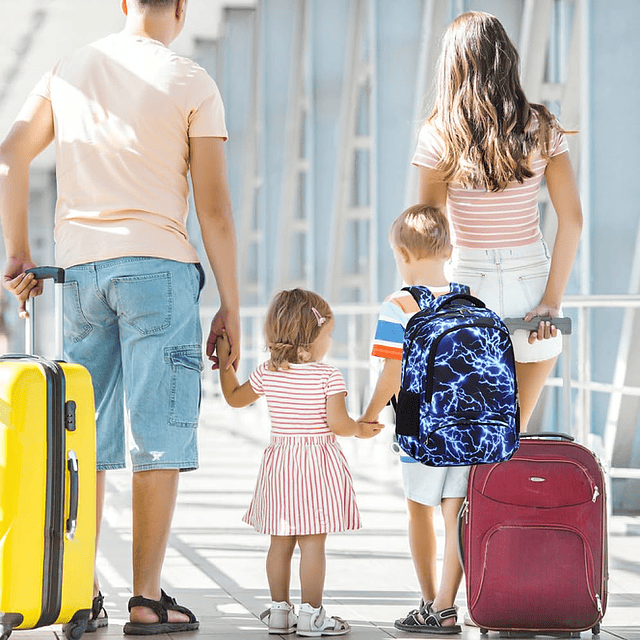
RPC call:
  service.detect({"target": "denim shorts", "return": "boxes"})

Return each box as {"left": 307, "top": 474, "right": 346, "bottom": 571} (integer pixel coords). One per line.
{"left": 63, "top": 257, "right": 205, "bottom": 472}
{"left": 445, "top": 239, "right": 562, "bottom": 363}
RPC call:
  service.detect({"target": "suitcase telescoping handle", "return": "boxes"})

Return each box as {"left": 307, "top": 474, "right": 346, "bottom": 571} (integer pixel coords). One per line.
{"left": 503, "top": 315, "right": 574, "bottom": 440}
{"left": 25, "top": 267, "right": 65, "bottom": 360}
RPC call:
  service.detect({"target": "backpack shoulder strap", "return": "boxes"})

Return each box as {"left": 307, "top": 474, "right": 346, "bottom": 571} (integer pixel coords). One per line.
{"left": 401, "top": 286, "right": 436, "bottom": 311}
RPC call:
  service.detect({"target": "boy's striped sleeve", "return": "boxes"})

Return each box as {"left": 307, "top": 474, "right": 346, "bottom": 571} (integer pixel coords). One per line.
{"left": 371, "top": 299, "right": 406, "bottom": 360}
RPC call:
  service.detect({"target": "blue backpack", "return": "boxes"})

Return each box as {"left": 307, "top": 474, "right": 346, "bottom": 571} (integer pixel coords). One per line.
{"left": 395, "top": 284, "right": 520, "bottom": 466}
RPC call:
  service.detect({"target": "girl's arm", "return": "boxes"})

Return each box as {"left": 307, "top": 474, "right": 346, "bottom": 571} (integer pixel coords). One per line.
{"left": 216, "top": 334, "right": 259, "bottom": 408}
{"left": 359, "top": 357, "right": 401, "bottom": 423}
{"left": 326, "top": 393, "right": 383, "bottom": 439}
{"left": 530, "top": 151, "right": 583, "bottom": 319}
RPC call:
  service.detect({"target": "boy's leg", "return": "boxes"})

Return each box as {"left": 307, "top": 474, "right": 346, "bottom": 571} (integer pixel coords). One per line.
{"left": 432, "top": 497, "right": 465, "bottom": 623}
{"left": 297, "top": 534, "right": 327, "bottom": 607}
{"left": 267, "top": 535, "right": 297, "bottom": 603}
{"left": 407, "top": 499, "right": 438, "bottom": 602}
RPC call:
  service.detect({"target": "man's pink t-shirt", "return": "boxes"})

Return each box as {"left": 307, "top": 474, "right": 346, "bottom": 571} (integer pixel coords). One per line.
{"left": 32, "top": 32, "right": 228, "bottom": 268}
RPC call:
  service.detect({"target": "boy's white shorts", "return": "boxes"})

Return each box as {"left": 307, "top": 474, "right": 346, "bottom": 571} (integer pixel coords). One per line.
{"left": 401, "top": 459, "right": 470, "bottom": 506}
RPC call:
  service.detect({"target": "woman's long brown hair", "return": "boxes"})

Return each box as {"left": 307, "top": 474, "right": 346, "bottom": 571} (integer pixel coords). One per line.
{"left": 429, "top": 11, "right": 569, "bottom": 192}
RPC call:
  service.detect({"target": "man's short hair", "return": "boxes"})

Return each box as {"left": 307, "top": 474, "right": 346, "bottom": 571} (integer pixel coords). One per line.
{"left": 389, "top": 204, "right": 451, "bottom": 260}
{"left": 136, "top": 0, "right": 176, "bottom": 9}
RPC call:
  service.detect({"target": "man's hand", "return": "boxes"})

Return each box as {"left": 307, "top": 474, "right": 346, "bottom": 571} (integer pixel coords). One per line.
{"left": 206, "top": 306, "right": 240, "bottom": 371}
{"left": 3, "top": 257, "right": 41, "bottom": 318}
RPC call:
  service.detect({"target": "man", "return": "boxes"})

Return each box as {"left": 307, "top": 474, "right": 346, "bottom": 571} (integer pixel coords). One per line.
{"left": 0, "top": 0, "right": 239, "bottom": 634}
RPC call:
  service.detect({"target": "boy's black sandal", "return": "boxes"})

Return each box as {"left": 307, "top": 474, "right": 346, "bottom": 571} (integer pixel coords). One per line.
{"left": 394, "top": 599, "right": 434, "bottom": 632}
{"left": 420, "top": 607, "right": 462, "bottom": 635}
{"left": 122, "top": 590, "right": 199, "bottom": 636}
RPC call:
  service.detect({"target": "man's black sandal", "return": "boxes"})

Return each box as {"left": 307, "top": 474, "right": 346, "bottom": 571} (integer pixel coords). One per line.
{"left": 122, "top": 590, "right": 199, "bottom": 636}
{"left": 62, "top": 591, "right": 108, "bottom": 636}
{"left": 87, "top": 592, "right": 109, "bottom": 632}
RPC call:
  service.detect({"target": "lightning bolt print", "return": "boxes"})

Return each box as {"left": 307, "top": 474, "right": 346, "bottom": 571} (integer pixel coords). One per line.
{"left": 396, "top": 286, "right": 520, "bottom": 467}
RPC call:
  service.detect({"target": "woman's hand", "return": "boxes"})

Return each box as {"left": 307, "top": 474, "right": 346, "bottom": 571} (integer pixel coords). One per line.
{"left": 524, "top": 303, "right": 560, "bottom": 343}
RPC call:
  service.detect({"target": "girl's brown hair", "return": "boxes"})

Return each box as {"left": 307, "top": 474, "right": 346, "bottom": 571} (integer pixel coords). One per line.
{"left": 389, "top": 204, "right": 451, "bottom": 261}
{"left": 429, "top": 11, "right": 571, "bottom": 192}
{"left": 264, "top": 288, "right": 333, "bottom": 370}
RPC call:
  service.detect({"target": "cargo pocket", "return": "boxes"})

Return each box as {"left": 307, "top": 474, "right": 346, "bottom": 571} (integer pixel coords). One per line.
{"left": 165, "top": 344, "right": 203, "bottom": 428}
{"left": 63, "top": 281, "right": 92, "bottom": 342}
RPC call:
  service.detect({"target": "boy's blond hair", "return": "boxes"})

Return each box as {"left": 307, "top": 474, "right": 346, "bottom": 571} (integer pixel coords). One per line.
{"left": 264, "top": 288, "right": 333, "bottom": 370}
{"left": 389, "top": 204, "right": 451, "bottom": 261}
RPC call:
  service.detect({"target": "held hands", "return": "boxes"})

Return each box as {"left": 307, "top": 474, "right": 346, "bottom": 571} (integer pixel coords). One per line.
{"left": 207, "top": 306, "right": 240, "bottom": 371}
{"left": 214, "top": 331, "right": 233, "bottom": 371}
{"left": 3, "top": 257, "right": 42, "bottom": 318}
{"left": 524, "top": 303, "right": 560, "bottom": 344}
{"left": 355, "top": 420, "right": 384, "bottom": 439}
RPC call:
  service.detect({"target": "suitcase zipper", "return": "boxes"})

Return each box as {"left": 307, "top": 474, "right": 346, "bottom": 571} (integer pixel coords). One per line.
{"left": 33, "top": 357, "right": 66, "bottom": 628}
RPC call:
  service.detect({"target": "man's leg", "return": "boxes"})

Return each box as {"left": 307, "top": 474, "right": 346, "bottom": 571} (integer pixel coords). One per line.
{"left": 128, "top": 469, "right": 189, "bottom": 624}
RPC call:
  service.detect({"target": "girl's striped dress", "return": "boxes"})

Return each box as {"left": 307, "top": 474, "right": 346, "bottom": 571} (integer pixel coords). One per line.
{"left": 243, "top": 361, "right": 362, "bottom": 536}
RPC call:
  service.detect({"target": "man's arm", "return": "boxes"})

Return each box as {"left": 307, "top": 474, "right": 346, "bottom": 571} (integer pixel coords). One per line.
{"left": 189, "top": 136, "right": 240, "bottom": 370}
{"left": 0, "top": 95, "right": 55, "bottom": 316}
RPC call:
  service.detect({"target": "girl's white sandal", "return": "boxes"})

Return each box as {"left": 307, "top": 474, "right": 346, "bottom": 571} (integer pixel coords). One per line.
{"left": 297, "top": 603, "right": 350, "bottom": 637}
{"left": 260, "top": 601, "right": 297, "bottom": 634}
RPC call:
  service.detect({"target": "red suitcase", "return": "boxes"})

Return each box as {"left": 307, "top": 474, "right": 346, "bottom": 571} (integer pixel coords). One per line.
{"left": 460, "top": 318, "right": 607, "bottom": 635}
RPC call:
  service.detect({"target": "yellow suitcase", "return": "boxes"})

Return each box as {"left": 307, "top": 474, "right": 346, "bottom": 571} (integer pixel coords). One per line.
{"left": 0, "top": 268, "right": 96, "bottom": 640}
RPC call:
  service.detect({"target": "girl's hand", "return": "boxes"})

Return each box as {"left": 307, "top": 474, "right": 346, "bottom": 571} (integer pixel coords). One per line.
{"left": 524, "top": 303, "right": 560, "bottom": 343}
{"left": 355, "top": 421, "right": 384, "bottom": 439}
{"left": 215, "top": 332, "right": 232, "bottom": 369}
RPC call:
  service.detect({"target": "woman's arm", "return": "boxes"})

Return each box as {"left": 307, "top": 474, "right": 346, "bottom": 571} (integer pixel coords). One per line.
{"left": 417, "top": 166, "right": 448, "bottom": 207}
{"left": 531, "top": 151, "right": 583, "bottom": 318}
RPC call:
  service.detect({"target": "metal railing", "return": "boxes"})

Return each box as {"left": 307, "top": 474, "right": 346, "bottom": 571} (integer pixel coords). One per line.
{"left": 202, "top": 293, "right": 640, "bottom": 481}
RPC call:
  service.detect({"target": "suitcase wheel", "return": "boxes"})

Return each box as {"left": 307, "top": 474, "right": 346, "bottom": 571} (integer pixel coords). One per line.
{"left": 63, "top": 620, "right": 87, "bottom": 640}
{"left": 591, "top": 625, "right": 600, "bottom": 636}
{"left": 480, "top": 629, "right": 489, "bottom": 635}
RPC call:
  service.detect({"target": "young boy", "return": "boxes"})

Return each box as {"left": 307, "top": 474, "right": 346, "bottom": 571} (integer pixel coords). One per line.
{"left": 359, "top": 204, "right": 468, "bottom": 634}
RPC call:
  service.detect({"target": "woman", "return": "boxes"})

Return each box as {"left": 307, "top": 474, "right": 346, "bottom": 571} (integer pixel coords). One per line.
{"left": 413, "top": 11, "right": 582, "bottom": 430}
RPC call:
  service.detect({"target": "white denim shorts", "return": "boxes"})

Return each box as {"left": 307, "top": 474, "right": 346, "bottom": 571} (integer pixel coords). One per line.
{"left": 445, "top": 239, "right": 562, "bottom": 363}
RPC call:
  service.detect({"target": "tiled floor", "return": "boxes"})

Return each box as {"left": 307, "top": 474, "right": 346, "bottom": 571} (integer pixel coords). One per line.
{"left": 8, "top": 398, "right": 640, "bottom": 639}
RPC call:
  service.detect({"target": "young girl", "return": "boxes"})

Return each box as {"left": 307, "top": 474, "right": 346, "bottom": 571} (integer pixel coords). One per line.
{"left": 216, "top": 288, "right": 382, "bottom": 637}
{"left": 414, "top": 11, "right": 583, "bottom": 430}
